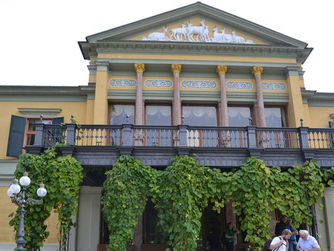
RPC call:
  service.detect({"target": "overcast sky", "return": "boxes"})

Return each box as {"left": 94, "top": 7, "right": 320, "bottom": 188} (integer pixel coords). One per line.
{"left": 1, "top": 0, "right": 333, "bottom": 92}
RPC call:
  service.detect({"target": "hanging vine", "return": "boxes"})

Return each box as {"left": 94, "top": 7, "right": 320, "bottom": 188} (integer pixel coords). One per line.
{"left": 152, "top": 155, "right": 232, "bottom": 251}
{"left": 102, "top": 155, "right": 158, "bottom": 251}
{"left": 9, "top": 148, "right": 83, "bottom": 250}
{"left": 102, "top": 155, "right": 330, "bottom": 251}
{"left": 231, "top": 157, "right": 273, "bottom": 250}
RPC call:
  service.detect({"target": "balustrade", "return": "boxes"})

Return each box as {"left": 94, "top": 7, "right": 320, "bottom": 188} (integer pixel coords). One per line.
{"left": 34, "top": 123, "right": 334, "bottom": 150}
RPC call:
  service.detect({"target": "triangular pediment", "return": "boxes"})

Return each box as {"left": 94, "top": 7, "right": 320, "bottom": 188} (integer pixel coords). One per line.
{"left": 127, "top": 17, "right": 264, "bottom": 45}
{"left": 86, "top": 2, "right": 308, "bottom": 48}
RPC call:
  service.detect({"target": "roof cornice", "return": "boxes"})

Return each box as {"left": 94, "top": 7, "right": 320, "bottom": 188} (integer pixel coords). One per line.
{"left": 79, "top": 40, "right": 312, "bottom": 64}
{"left": 301, "top": 88, "right": 334, "bottom": 107}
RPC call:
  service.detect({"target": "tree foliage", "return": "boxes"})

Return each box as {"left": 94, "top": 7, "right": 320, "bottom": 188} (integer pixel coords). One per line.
{"left": 9, "top": 148, "right": 83, "bottom": 250}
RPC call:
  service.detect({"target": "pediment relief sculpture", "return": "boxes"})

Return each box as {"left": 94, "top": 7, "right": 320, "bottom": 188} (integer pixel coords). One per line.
{"left": 142, "top": 20, "right": 254, "bottom": 44}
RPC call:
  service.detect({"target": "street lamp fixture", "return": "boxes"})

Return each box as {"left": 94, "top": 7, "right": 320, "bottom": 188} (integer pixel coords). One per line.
{"left": 7, "top": 172, "right": 47, "bottom": 251}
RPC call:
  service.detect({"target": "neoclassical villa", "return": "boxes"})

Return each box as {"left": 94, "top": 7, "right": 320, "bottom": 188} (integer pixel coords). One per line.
{"left": 0, "top": 2, "right": 334, "bottom": 251}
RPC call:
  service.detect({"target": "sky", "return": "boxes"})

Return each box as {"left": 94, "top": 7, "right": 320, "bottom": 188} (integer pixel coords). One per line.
{"left": 1, "top": 0, "right": 333, "bottom": 92}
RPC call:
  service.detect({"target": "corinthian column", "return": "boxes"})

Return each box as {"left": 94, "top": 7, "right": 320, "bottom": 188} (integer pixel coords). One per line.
{"left": 252, "top": 66, "right": 266, "bottom": 127}
{"left": 134, "top": 63, "right": 145, "bottom": 125}
{"left": 216, "top": 65, "right": 228, "bottom": 126}
{"left": 171, "top": 64, "right": 182, "bottom": 125}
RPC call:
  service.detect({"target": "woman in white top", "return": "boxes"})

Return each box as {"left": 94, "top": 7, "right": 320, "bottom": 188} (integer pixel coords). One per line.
{"left": 270, "top": 229, "right": 292, "bottom": 251}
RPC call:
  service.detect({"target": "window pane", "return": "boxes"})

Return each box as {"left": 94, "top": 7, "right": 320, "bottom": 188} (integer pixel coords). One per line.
{"left": 146, "top": 105, "right": 171, "bottom": 125}
{"left": 26, "top": 134, "right": 35, "bottom": 146}
{"left": 28, "top": 119, "right": 52, "bottom": 131}
{"left": 110, "top": 105, "right": 134, "bottom": 125}
{"left": 265, "top": 107, "right": 283, "bottom": 127}
{"left": 182, "top": 106, "right": 217, "bottom": 126}
{"left": 228, "top": 107, "right": 251, "bottom": 126}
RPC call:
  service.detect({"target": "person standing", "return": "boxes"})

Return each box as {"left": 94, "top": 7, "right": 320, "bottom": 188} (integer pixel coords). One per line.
{"left": 270, "top": 229, "right": 292, "bottom": 251}
{"left": 296, "top": 230, "right": 320, "bottom": 251}
{"left": 224, "top": 222, "right": 238, "bottom": 251}
{"left": 275, "top": 216, "right": 287, "bottom": 236}
{"left": 285, "top": 219, "right": 298, "bottom": 251}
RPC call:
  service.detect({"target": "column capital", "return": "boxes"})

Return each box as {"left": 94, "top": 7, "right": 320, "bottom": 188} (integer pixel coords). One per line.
{"left": 134, "top": 63, "right": 145, "bottom": 73}
{"left": 216, "top": 65, "right": 227, "bottom": 75}
{"left": 252, "top": 66, "right": 263, "bottom": 77}
{"left": 171, "top": 64, "right": 182, "bottom": 74}
{"left": 96, "top": 62, "right": 109, "bottom": 72}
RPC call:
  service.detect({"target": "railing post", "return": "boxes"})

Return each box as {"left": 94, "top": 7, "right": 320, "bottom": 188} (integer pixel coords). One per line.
{"left": 247, "top": 126, "right": 261, "bottom": 158}
{"left": 247, "top": 126, "right": 257, "bottom": 148}
{"left": 122, "top": 124, "right": 133, "bottom": 146}
{"left": 178, "top": 124, "right": 188, "bottom": 147}
{"left": 299, "top": 126, "right": 309, "bottom": 149}
{"left": 34, "top": 122, "right": 44, "bottom": 146}
{"left": 299, "top": 118, "right": 313, "bottom": 161}
{"left": 66, "top": 124, "right": 76, "bottom": 145}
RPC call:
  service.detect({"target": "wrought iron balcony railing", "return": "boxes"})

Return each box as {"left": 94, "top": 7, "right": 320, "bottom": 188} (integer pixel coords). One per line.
{"left": 32, "top": 123, "right": 334, "bottom": 150}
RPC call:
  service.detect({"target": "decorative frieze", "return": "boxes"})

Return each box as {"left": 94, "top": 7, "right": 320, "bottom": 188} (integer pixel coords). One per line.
{"left": 144, "top": 79, "right": 173, "bottom": 88}
{"left": 142, "top": 20, "right": 255, "bottom": 44}
{"left": 181, "top": 80, "right": 218, "bottom": 89}
{"left": 262, "top": 82, "right": 287, "bottom": 91}
{"left": 226, "top": 81, "right": 253, "bottom": 90}
{"left": 109, "top": 79, "right": 137, "bottom": 88}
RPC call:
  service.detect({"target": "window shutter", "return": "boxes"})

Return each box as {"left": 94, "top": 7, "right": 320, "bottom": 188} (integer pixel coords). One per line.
{"left": 7, "top": 115, "right": 26, "bottom": 157}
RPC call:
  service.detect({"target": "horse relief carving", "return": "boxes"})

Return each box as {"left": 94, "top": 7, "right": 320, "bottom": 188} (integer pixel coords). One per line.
{"left": 142, "top": 20, "right": 255, "bottom": 44}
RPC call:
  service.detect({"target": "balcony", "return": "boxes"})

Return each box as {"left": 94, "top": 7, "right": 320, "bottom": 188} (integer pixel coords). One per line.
{"left": 25, "top": 123, "right": 334, "bottom": 168}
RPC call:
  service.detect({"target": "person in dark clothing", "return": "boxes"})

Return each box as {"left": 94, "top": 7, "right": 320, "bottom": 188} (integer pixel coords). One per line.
{"left": 224, "top": 222, "right": 238, "bottom": 251}
{"left": 275, "top": 216, "right": 287, "bottom": 236}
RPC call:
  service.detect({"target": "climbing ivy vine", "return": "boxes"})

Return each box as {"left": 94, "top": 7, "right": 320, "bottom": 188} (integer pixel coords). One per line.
{"left": 152, "top": 155, "right": 232, "bottom": 251}
{"left": 102, "top": 155, "right": 333, "bottom": 251}
{"left": 9, "top": 148, "right": 83, "bottom": 251}
{"left": 102, "top": 155, "right": 158, "bottom": 251}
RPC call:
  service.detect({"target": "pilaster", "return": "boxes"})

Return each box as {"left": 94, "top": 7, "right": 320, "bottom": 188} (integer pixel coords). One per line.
{"left": 93, "top": 62, "right": 109, "bottom": 124}
{"left": 286, "top": 66, "right": 304, "bottom": 127}
{"left": 171, "top": 64, "right": 182, "bottom": 125}
{"left": 252, "top": 66, "right": 266, "bottom": 127}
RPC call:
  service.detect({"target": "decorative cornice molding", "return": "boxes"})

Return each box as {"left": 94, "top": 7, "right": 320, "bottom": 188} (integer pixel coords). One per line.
{"left": 0, "top": 86, "right": 90, "bottom": 102}
{"left": 216, "top": 65, "right": 227, "bottom": 75}
{"left": 107, "top": 89, "right": 136, "bottom": 100}
{"left": 18, "top": 108, "right": 62, "bottom": 117}
{"left": 80, "top": 41, "right": 312, "bottom": 64}
{"left": 301, "top": 89, "right": 334, "bottom": 107}
{"left": 96, "top": 61, "right": 109, "bottom": 71}
{"left": 143, "top": 90, "right": 174, "bottom": 100}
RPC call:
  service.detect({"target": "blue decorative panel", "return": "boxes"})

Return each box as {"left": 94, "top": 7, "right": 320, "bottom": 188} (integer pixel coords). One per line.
{"left": 181, "top": 80, "right": 217, "bottom": 89}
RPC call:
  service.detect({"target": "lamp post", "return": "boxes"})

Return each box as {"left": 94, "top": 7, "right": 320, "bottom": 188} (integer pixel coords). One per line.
{"left": 7, "top": 172, "right": 47, "bottom": 251}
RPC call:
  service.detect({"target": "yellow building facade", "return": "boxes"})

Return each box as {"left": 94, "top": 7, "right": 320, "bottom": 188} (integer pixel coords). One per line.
{"left": 1, "top": 2, "right": 334, "bottom": 251}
